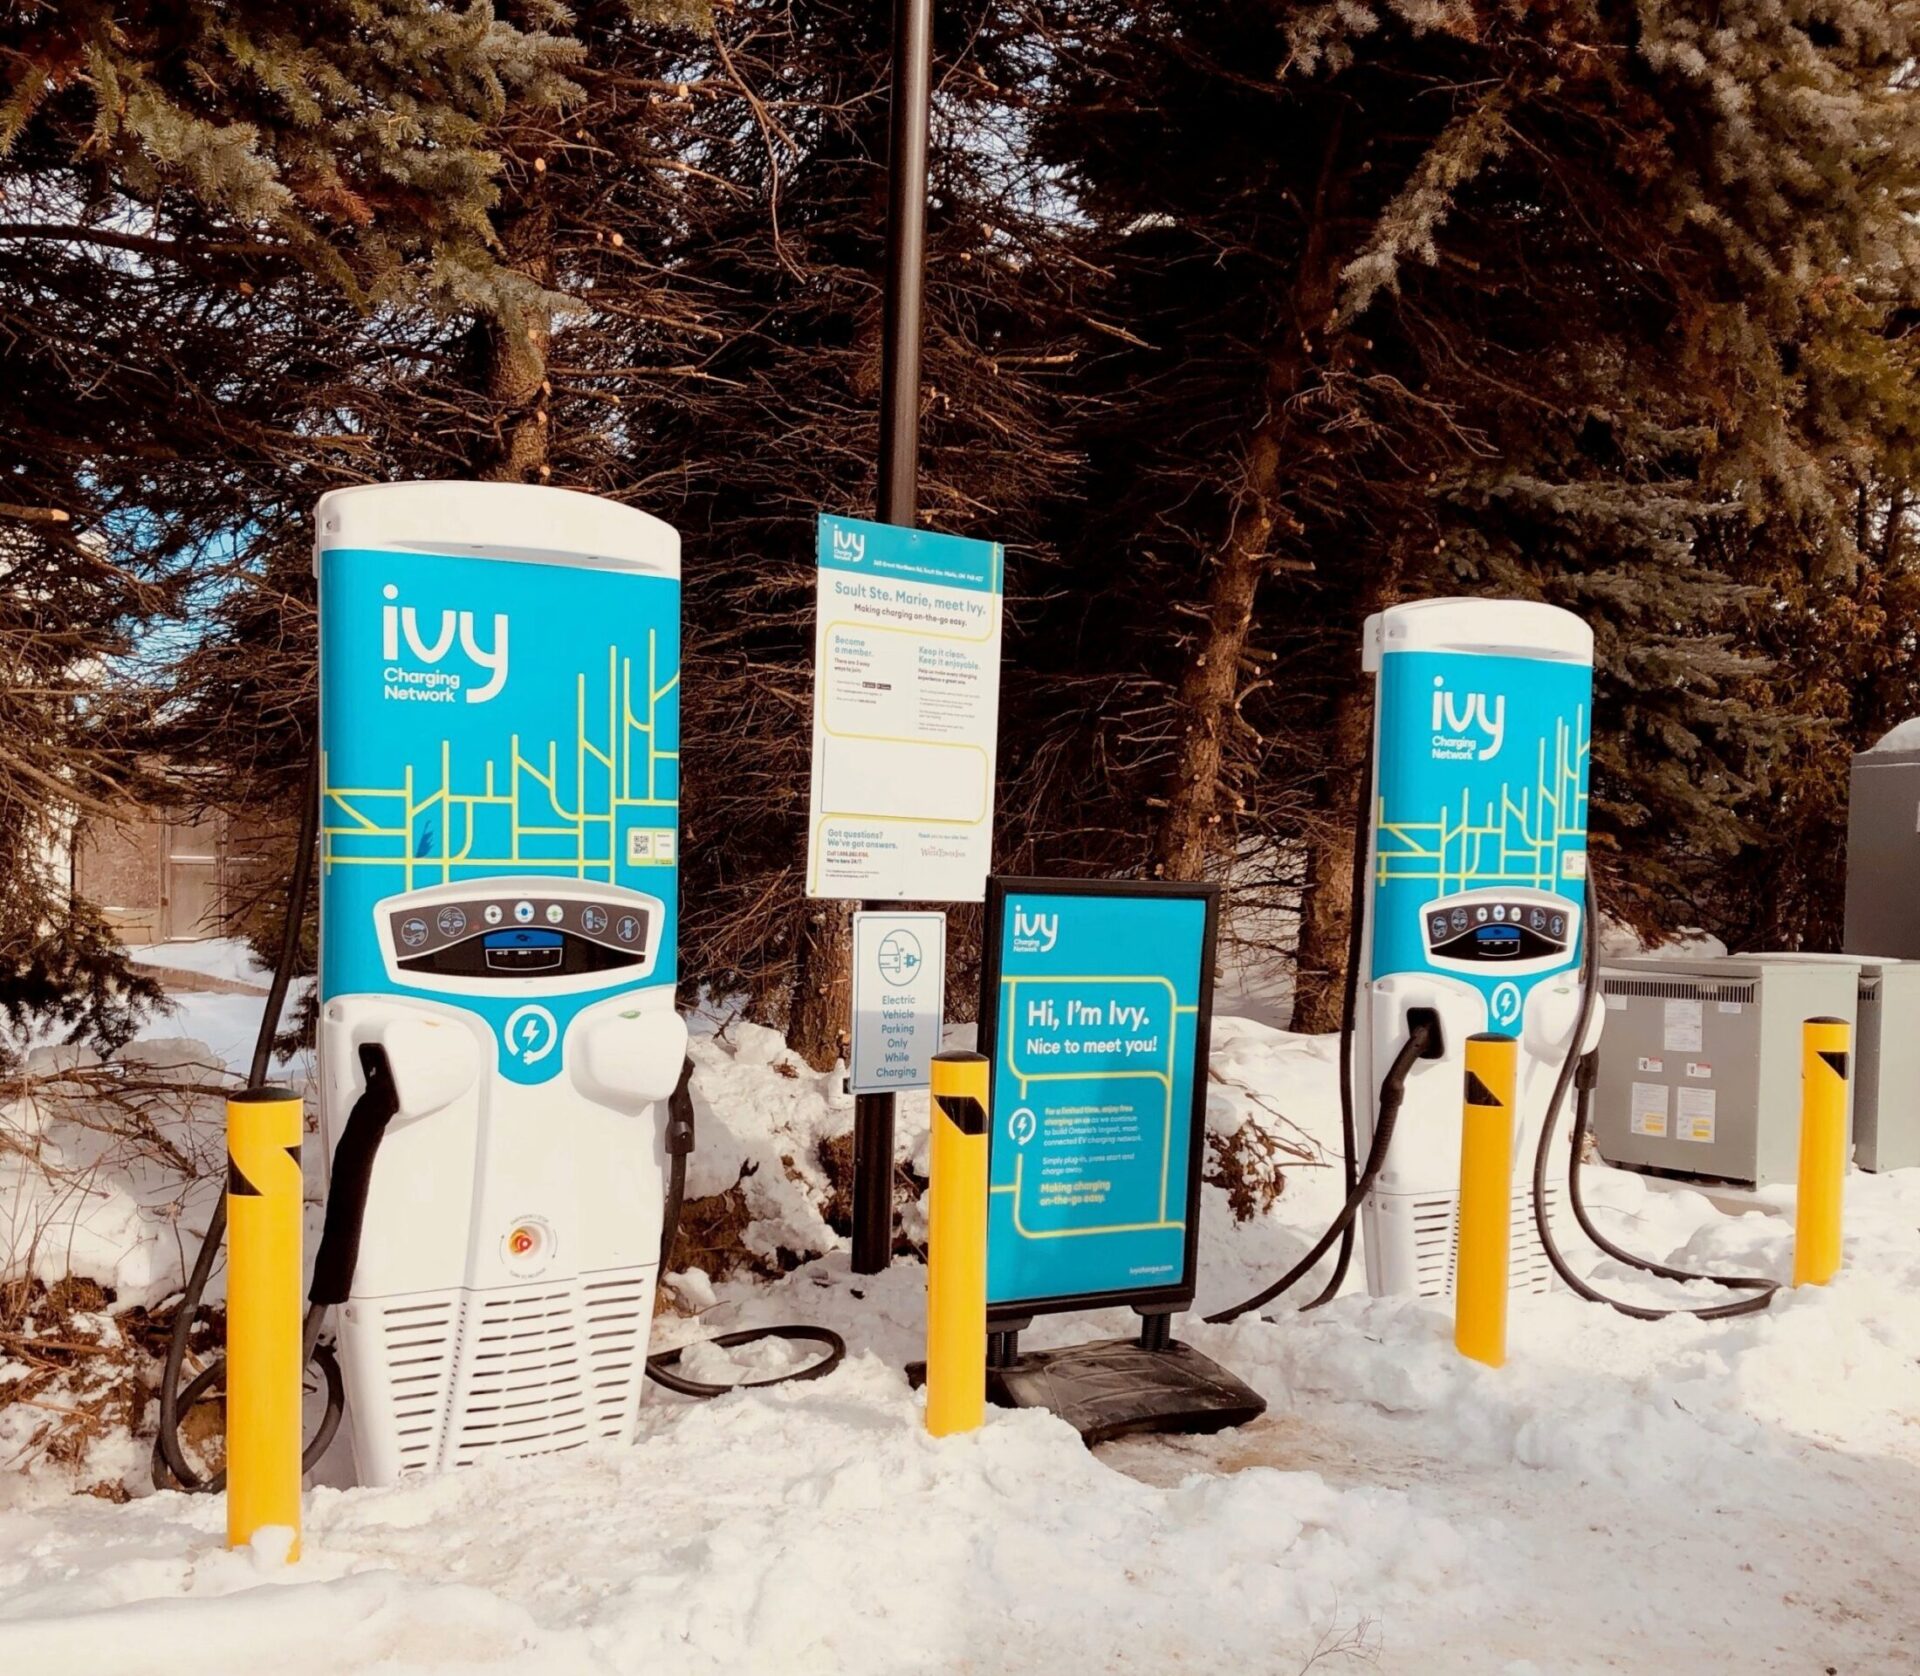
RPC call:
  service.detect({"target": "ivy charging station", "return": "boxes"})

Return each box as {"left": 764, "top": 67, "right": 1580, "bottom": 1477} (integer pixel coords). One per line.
{"left": 314, "top": 482, "right": 690, "bottom": 1485}
{"left": 972, "top": 878, "right": 1264, "bottom": 1443}
{"left": 1356, "top": 599, "right": 1598, "bottom": 1300}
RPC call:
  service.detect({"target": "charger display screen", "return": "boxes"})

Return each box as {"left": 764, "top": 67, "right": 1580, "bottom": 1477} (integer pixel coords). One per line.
{"left": 484, "top": 930, "right": 562, "bottom": 950}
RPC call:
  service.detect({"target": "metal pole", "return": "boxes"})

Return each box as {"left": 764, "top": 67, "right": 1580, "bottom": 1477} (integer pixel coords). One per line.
{"left": 876, "top": 0, "right": 933, "bottom": 529}
{"left": 852, "top": 0, "right": 935, "bottom": 1275}
{"left": 851, "top": 1085, "right": 896, "bottom": 1274}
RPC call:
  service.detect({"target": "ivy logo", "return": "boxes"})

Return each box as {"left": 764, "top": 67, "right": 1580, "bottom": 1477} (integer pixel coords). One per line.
{"left": 831, "top": 527, "right": 866, "bottom": 564}
{"left": 1430, "top": 675, "right": 1506, "bottom": 762}
{"left": 381, "top": 583, "right": 510, "bottom": 704}
{"left": 1011, "top": 909, "right": 1058, "bottom": 954}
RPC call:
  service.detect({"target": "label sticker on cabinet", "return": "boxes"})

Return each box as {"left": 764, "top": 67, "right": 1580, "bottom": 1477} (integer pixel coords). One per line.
{"left": 1631, "top": 1081, "right": 1671, "bottom": 1138}
{"left": 1663, "top": 998, "right": 1704, "bottom": 1054}
{"left": 1686, "top": 1062, "right": 1712, "bottom": 1079}
{"left": 1677, "top": 1087, "right": 1716, "bottom": 1143}
{"left": 1637, "top": 1056, "right": 1664, "bottom": 1074}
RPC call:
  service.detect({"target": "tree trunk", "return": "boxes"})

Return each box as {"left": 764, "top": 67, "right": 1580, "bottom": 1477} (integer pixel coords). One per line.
{"left": 1290, "top": 677, "right": 1374, "bottom": 1033}
{"left": 787, "top": 900, "right": 853, "bottom": 1070}
{"left": 1290, "top": 540, "right": 1408, "bottom": 1032}
{"left": 1150, "top": 422, "right": 1285, "bottom": 881}
{"left": 479, "top": 187, "right": 554, "bottom": 484}
{"left": 1150, "top": 117, "right": 1347, "bottom": 885}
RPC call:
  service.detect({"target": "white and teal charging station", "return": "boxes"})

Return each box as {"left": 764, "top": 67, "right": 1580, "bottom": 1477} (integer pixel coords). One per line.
{"left": 314, "top": 482, "right": 688, "bottom": 1485}
{"left": 1355, "top": 598, "right": 1597, "bottom": 1299}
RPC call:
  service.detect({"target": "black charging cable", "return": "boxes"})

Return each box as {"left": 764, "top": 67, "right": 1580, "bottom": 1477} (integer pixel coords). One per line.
{"left": 644, "top": 1057, "right": 846, "bottom": 1396}
{"left": 1528, "top": 872, "right": 1779, "bottom": 1321}
{"left": 1302, "top": 754, "right": 1378, "bottom": 1310}
{"left": 1206, "top": 1013, "right": 1438, "bottom": 1324}
{"left": 152, "top": 750, "right": 345, "bottom": 1492}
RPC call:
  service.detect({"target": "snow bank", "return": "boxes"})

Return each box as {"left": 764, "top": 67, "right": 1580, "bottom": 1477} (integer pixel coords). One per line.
{"left": 0, "top": 1041, "right": 233, "bottom": 1307}
{"left": 123, "top": 938, "right": 271, "bottom": 987}
{"left": 1865, "top": 716, "right": 1920, "bottom": 754}
{"left": 5, "top": 983, "right": 1920, "bottom": 1670}
{"left": 0, "top": 1356, "right": 1476, "bottom": 1675}
{"left": 679, "top": 1020, "right": 859, "bottom": 1261}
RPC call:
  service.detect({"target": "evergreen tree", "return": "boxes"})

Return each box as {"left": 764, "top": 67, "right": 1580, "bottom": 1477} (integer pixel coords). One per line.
{"left": 142, "top": 2, "right": 716, "bottom": 1040}
{"left": 0, "top": 0, "right": 585, "bottom": 1043}
{"left": 628, "top": 1, "right": 1077, "bottom": 1063}
{"left": 3, "top": 0, "right": 580, "bottom": 309}
{"left": 12, "top": 0, "right": 1920, "bottom": 1065}
{"left": 0, "top": 521, "right": 164, "bottom": 1065}
{"left": 1026, "top": 0, "right": 1920, "bottom": 1021}
{"left": 144, "top": 3, "right": 1076, "bottom": 1068}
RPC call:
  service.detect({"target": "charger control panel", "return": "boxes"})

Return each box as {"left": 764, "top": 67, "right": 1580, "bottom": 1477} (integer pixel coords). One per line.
{"left": 1420, "top": 888, "right": 1576, "bottom": 975}
{"left": 373, "top": 879, "right": 665, "bottom": 996}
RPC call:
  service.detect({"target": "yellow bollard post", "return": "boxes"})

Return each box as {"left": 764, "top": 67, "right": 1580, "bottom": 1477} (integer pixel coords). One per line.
{"left": 225, "top": 1086, "right": 305, "bottom": 1558}
{"left": 925, "top": 1050, "right": 989, "bottom": 1436}
{"left": 1793, "top": 1016, "right": 1850, "bottom": 1288}
{"left": 1455, "top": 1032, "right": 1518, "bottom": 1369}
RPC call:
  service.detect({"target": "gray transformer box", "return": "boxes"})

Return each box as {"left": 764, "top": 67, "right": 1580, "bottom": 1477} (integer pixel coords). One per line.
{"left": 1854, "top": 960, "right": 1920, "bottom": 1172}
{"left": 1592, "top": 955, "right": 1859, "bottom": 1188}
{"left": 1845, "top": 738, "right": 1920, "bottom": 958}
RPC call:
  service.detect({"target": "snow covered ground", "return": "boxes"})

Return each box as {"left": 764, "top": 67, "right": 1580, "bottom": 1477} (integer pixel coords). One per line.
{"left": 121, "top": 937, "right": 311, "bottom": 1078}
{"left": 123, "top": 940, "right": 272, "bottom": 987}
{"left": 2, "top": 957, "right": 1919, "bottom": 1672}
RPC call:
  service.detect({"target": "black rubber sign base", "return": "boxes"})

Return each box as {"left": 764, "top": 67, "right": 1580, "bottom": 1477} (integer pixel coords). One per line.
{"left": 985, "top": 1336, "right": 1266, "bottom": 1446}
{"left": 911, "top": 1330, "right": 1266, "bottom": 1447}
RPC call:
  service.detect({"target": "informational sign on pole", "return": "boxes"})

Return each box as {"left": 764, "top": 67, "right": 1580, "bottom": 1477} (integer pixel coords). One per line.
{"left": 807, "top": 514, "right": 1003, "bottom": 902}
{"left": 976, "top": 878, "right": 1218, "bottom": 1320}
{"left": 850, "top": 911, "right": 946, "bottom": 1094}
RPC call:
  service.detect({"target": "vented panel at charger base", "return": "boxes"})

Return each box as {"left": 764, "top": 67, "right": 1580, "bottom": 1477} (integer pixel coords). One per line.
{"left": 1405, "top": 1184, "right": 1558, "bottom": 1300}
{"left": 1409, "top": 1196, "right": 1455, "bottom": 1297}
{"left": 379, "top": 1294, "right": 461, "bottom": 1477}
{"left": 1513, "top": 1179, "right": 1558, "bottom": 1294}
{"left": 357, "top": 1264, "right": 654, "bottom": 1478}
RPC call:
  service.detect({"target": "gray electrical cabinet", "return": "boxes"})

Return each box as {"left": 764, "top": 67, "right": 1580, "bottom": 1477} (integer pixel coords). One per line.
{"left": 1854, "top": 960, "right": 1920, "bottom": 1172}
{"left": 1844, "top": 728, "right": 1920, "bottom": 958}
{"left": 1839, "top": 725, "right": 1920, "bottom": 1169}
{"left": 1593, "top": 954, "right": 1859, "bottom": 1187}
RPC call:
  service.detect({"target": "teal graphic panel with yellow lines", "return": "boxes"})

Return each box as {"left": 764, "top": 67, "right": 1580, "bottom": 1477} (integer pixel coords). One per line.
{"left": 319, "top": 547, "right": 678, "bottom": 1081}
{"left": 985, "top": 890, "right": 1209, "bottom": 1309}
{"left": 1371, "top": 647, "right": 1590, "bottom": 1006}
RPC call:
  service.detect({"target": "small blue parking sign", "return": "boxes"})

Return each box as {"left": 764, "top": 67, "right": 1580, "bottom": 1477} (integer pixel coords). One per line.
{"left": 849, "top": 912, "right": 947, "bottom": 1094}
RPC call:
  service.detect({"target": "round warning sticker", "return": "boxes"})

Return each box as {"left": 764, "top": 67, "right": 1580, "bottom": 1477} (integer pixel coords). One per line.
{"left": 500, "top": 1214, "right": 557, "bottom": 1278}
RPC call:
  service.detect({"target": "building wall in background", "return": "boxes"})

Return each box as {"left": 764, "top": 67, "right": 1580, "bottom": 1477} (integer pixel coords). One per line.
{"left": 73, "top": 806, "right": 262, "bottom": 943}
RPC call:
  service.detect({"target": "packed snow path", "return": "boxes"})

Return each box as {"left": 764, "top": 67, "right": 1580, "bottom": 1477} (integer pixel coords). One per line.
{"left": 3, "top": 1013, "right": 1919, "bottom": 1672}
